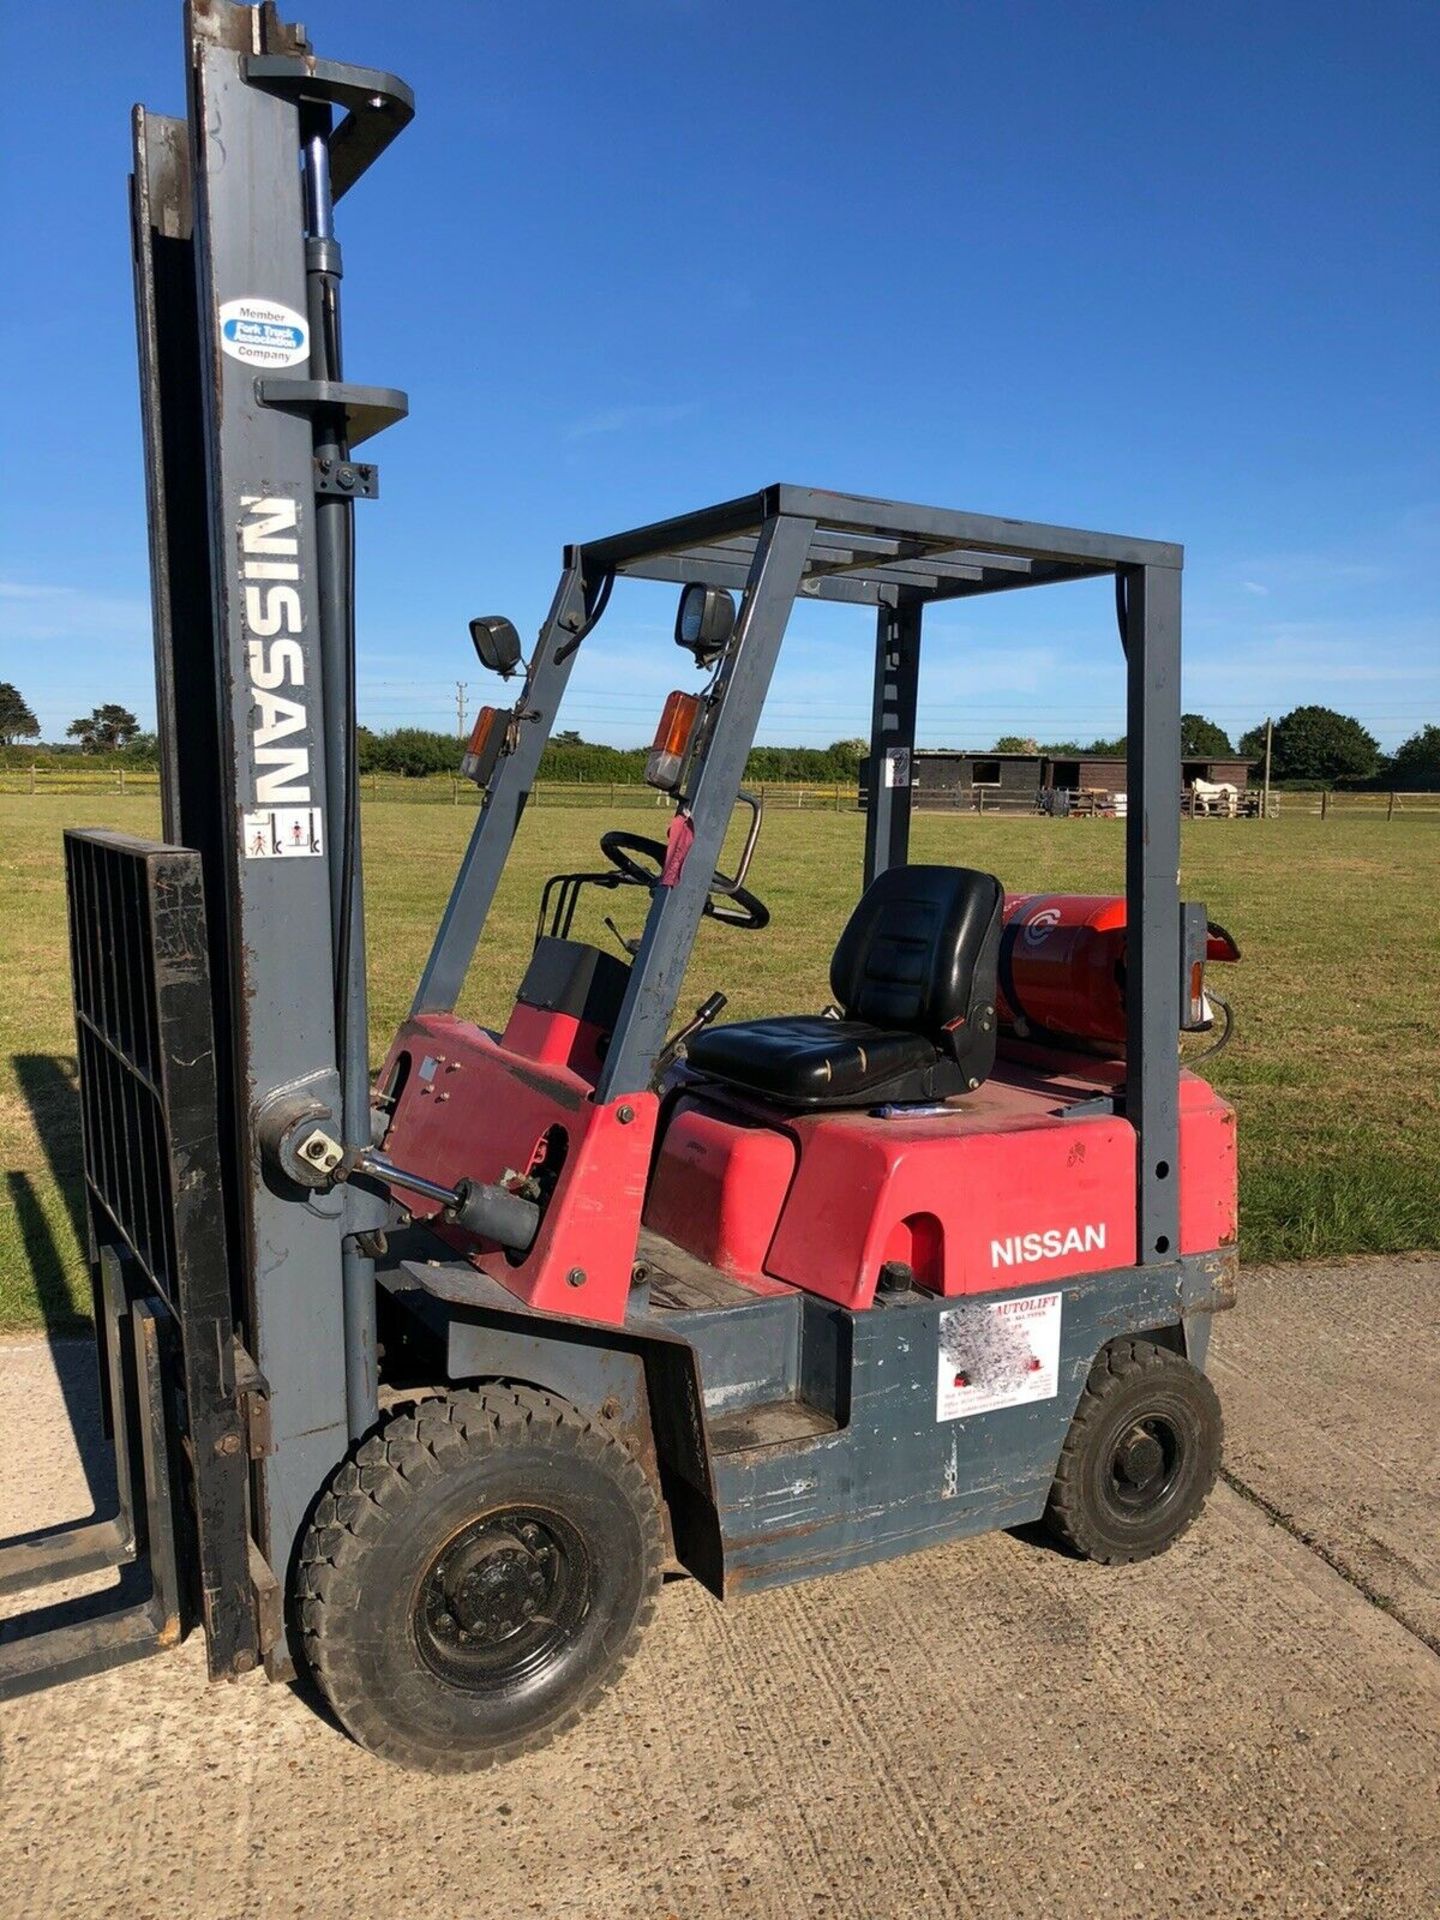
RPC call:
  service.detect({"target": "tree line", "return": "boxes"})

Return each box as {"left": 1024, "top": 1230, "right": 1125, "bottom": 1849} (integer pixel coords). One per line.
{"left": 989, "top": 708, "right": 1439, "bottom": 789}
{"left": 2, "top": 681, "right": 1436, "bottom": 790}
{"left": 0, "top": 690, "right": 158, "bottom": 760}
{"left": 354, "top": 727, "right": 871, "bottom": 785}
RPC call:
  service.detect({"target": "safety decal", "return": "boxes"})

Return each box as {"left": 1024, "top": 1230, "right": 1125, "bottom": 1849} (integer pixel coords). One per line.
{"left": 219, "top": 297, "right": 310, "bottom": 368}
{"left": 243, "top": 807, "right": 324, "bottom": 859}
{"left": 936, "top": 1291, "right": 1061, "bottom": 1421}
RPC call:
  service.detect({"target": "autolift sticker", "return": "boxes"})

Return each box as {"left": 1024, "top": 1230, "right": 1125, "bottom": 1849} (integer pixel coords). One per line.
{"left": 243, "top": 807, "right": 324, "bottom": 859}
{"left": 936, "top": 1291, "right": 1062, "bottom": 1421}
{"left": 219, "top": 297, "right": 310, "bottom": 369}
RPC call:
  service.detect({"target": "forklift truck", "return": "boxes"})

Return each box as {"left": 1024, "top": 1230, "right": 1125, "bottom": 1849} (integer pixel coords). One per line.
{"left": 0, "top": 0, "right": 1239, "bottom": 1772}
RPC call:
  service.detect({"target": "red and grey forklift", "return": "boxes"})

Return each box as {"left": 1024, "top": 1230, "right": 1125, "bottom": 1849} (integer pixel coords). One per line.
{"left": 0, "top": 0, "right": 1239, "bottom": 1772}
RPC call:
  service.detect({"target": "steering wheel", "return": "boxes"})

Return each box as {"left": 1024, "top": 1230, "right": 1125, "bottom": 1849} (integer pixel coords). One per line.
{"left": 599, "top": 829, "right": 770, "bottom": 932}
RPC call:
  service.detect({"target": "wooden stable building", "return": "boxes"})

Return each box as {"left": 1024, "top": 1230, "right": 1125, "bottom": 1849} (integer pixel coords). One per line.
{"left": 857, "top": 750, "right": 1255, "bottom": 813}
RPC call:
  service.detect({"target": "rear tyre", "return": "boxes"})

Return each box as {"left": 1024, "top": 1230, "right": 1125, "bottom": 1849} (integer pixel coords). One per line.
{"left": 297, "top": 1384, "right": 664, "bottom": 1772}
{"left": 1044, "top": 1338, "right": 1221, "bottom": 1565}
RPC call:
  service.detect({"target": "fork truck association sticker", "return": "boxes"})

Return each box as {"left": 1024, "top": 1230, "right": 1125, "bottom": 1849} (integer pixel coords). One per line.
{"left": 936, "top": 1291, "right": 1062, "bottom": 1421}
{"left": 218, "top": 296, "right": 310, "bottom": 368}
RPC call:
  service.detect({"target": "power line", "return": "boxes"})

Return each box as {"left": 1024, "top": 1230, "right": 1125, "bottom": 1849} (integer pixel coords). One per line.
{"left": 358, "top": 680, "right": 1430, "bottom": 721}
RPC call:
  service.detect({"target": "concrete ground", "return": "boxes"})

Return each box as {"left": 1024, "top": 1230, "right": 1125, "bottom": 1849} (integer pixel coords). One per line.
{"left": 1, "top": 1256, "right": 1437, "bottom": 1920}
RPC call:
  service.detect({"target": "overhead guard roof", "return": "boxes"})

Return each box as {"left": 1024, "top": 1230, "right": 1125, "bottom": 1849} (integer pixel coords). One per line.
{"left": 571, "top": 485, "right": 1182, "bottom": 609}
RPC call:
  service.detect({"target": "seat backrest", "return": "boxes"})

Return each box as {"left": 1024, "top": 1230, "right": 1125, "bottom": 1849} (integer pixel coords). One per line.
{"left": 830, "top": 865, "right": 1003, "bottom": 1056}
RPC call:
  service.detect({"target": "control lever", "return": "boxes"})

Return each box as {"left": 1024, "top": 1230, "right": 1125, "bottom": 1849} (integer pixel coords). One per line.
{"left": 604, "top": 914, "right": 642, "bottom": 957}
{"left": 652, "top": 991, "right": 727, "bottom": 1083}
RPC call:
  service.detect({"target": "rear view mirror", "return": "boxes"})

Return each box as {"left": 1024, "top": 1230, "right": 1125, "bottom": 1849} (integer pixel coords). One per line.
{"left": 469, "top": 614, "right": 523, "bottom": 678}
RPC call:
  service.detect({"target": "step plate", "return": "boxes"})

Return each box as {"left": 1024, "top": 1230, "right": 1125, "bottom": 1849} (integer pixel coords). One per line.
{"left": 708, "top": 1399, "right": 839, "bottom": 1455}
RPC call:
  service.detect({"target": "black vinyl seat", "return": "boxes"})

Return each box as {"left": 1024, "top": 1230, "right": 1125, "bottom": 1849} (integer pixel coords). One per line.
{"left": 686, "top": 865, "right": 1004, "bottom": 1110}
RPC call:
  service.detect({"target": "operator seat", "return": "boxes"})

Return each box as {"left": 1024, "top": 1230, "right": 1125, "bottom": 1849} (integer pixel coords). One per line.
{"left": 686, "top": 865, "right": 1003, "bottom": 1110}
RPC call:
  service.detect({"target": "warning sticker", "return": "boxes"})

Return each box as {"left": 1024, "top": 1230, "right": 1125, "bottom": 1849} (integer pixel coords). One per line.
{"left": 219, "top": 297, "right": 310, "bottom": 369}
{"left": 243, "top": 807, "right": 324, "bottom": 859}
{"left": 936, "top": 1291, "right": 1062, "bottom": 1421}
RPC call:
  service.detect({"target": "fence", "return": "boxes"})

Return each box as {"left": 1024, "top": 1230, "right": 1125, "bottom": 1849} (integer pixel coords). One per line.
{"left": 4, "top": 765, "right": 1437, "bottom": 818}
{"left": 0, "top": 765, "right": 164, "bottom": 796}
{"left": 1273, "top": 790, "right": 1440, "bottom": 818}
{"left": 0, "top": 765, "right": 862, "bottom": 811}
{"left": 522, "top": 780, "right": 860, "bottom": 813}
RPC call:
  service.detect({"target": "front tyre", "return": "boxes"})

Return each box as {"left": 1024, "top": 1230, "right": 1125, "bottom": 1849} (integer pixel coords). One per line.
{"left": 298, "top": 1385, "right": 664, "bottom": 1772}
{"left": 1044, "top": 1338, "right": 1222, "bottom": 1565}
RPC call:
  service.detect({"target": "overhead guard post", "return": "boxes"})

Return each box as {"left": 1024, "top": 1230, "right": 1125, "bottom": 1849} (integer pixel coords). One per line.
{"left": 411, "top": 563, "right": 602, "bottom": 1015}
{"left": 595, "top": 513, "right": 816, "bottom": 1100}
{"left": 1124, "top": 562, "right": 1184, "bottom": 1266}
{"left": 863, "top": 595, "right": 922, "bottom": 887}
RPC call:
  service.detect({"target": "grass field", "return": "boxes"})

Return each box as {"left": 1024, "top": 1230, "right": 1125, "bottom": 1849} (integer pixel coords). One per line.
{"left": 2, "top": 793, "right": 1437, "bottom": 1333}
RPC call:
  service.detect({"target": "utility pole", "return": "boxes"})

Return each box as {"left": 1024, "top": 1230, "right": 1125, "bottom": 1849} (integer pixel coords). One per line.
{"left": 455, "top": 680, "right": 467, "bottom": 741}
{"left": 1261, "top": 717, "right": 1272, "bottom": 819}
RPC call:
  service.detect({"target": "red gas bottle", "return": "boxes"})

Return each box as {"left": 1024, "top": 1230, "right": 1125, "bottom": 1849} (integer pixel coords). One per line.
{"left": 998, "top": 894, "right": 1238, "bottom": 1052}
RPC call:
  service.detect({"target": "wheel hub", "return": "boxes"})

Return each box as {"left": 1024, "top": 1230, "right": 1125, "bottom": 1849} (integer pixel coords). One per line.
{"left": 415, "top": 1507, "right": 586, "bottom": 1690}
{"left": 1113, "top": 1423, "right": 1166, "bottom": 1491}
{"left": 448, "top": 1538, "right": 548, "bottom": 1643}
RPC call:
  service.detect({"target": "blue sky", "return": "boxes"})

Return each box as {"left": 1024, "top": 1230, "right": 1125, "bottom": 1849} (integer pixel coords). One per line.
{"left": 2, "top": 0, "right": 1436, "bottom": 753}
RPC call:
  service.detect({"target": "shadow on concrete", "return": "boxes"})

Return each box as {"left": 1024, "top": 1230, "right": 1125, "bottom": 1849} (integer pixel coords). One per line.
{"left": 1006, "top": 1516, "right": 1075, "bottom": 1560}
{"left": 9, "top": 1053, "right": 90, "bottom": 1336}
{"left": 5, "top": 1052, "right": 116, "bottom": 1533}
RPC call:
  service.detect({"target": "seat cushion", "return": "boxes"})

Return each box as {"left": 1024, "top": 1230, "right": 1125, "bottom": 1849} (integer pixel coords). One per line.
{"left": 686, "top": 1015, "right": 954, "bottom": 1109}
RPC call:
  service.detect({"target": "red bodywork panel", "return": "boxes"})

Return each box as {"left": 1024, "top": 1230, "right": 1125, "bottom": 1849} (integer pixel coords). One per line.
{"left": 644, "top": 1101, "right": 798, "bottom": 1282}
{"left": 378, "top": 1012, "right": 655, "bottom": 1325}
{"left": 381, "top": 997, "right": 1236, "bottom": 1330}
{"left": 647, "top": 1061, "right": 1237, "bottom": 1313}
{"left": 499, "top": 999, "right": 610, "bottom": 1082}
